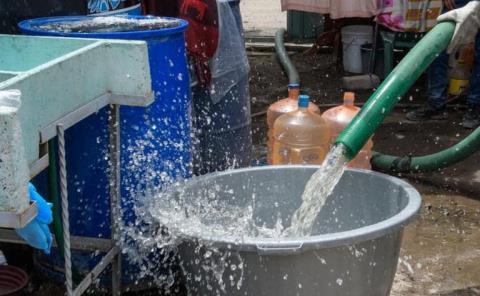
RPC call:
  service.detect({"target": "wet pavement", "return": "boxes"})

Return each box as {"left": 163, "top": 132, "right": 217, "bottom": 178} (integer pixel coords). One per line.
{"left": 392, "top": 185, "right": 480, "bottom": 295}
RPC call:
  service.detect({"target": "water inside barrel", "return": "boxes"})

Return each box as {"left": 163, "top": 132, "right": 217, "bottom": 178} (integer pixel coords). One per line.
{"left": 35, "top": 16, "right": 181, "bottom": 33}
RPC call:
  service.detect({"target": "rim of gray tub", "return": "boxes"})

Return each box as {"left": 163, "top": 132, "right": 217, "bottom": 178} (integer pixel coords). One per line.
{"left": 170, "top": 166, "right": 422, "bottom": 255}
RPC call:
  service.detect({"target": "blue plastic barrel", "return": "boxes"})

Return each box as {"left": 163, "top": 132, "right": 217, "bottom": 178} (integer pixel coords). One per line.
{"left": 19, "top": 15, "right": 191, "bottom": 285}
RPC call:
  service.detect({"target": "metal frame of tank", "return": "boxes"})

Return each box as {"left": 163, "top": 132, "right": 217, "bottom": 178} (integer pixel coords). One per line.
{"left": 0, "top": 34, "right": 153, "bottom": 296}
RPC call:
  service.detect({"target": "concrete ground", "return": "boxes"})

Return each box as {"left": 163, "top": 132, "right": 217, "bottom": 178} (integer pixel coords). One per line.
{"left": 392, "top": 189, "right": 480, "bottom": 296}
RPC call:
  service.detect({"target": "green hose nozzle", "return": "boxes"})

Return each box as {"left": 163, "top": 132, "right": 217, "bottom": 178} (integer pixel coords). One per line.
{"left": 335, "top": 22, "right": 456, "bottom": 160}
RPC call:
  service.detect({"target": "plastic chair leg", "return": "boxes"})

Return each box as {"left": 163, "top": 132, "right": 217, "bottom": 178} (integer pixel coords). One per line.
{"left": 381, "top": 31, "right": 396, "bottom": 76}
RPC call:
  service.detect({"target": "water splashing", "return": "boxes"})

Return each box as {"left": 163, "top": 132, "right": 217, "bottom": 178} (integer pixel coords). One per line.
{"left": 120, "top": 144, "right": 350, "bottom": 292}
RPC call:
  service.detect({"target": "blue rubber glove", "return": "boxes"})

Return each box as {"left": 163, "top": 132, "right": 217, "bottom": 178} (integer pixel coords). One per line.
{"left": 15, "top": 184, "right": 53, "bottom": 254}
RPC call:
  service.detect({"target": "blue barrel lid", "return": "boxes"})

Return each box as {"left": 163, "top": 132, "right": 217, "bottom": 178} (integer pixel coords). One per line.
{"left": 298, "top": 95, "right": 309, "bottom": 108}
{"left": 18, "top": 15, "right": 188, "bottom": 39}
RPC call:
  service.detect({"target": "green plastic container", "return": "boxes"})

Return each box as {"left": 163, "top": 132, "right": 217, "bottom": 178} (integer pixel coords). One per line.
{"left": 287, "top": 10, "right": 324, "bottom": 40}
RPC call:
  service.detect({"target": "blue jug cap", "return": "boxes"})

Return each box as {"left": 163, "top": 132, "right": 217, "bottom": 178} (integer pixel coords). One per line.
{"left": 298, "top": 95, "right": 309, "bottom": 108}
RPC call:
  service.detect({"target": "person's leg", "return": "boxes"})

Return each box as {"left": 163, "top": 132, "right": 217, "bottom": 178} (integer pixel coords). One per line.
{"left": 406, "top": 51, "right": 449, "bottom": 120}
{"left": 426, "top": 51, "right": 450, "bottom": 108}
{"left": 463, "top": 32, "right": 480, "bottom": 128}
{"left": 427, "top": 0, "right": 469, "bottom": 108}
{"left": 406, "top": 0, "right": 474, "bottom": 121}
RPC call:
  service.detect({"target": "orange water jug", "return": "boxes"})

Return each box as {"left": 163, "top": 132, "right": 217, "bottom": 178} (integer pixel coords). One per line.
{"left": 272, "top": 95, "right": 330, "bottom": 165}
{"left": 267, "top": 84, "right": 320, "bottom": 164}
{"left": 321, "top": 92, "right": 373, "bottom": 169}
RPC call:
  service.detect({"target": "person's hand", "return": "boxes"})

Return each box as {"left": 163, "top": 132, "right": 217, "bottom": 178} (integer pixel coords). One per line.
{"left": 15, "top": 184, "right": 53, "bottom": 254}
{"left": 438, "top": 1, "right": 480, "bottom": 54}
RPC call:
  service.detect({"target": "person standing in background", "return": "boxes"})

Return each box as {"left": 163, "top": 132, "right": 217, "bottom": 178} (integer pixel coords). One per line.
{"left": 179, "top": 0, "right": 252, "bottom": 175}
{"left": 407, "top": 0, "right": 480, "bottom": 129}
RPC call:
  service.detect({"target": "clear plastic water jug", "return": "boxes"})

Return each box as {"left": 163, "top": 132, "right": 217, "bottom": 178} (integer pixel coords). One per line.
{"left": 321, "top": 92, "right": 373, "bottom": 169}
{"left": 272, "top": 95, "right": 330, "bottom": 165}
{"left": 267, "top": 84, "right": 320, "bottom": 164}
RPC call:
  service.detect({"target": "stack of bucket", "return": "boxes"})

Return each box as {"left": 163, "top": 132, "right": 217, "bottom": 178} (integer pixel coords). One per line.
{"left": 341, "top": 25, "right": 373, "bottom": 74}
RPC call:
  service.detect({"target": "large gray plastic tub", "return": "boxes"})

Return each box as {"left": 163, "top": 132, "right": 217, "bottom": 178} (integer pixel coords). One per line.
{"left": 175, "top": 166, "right": 421, "bottom": 296}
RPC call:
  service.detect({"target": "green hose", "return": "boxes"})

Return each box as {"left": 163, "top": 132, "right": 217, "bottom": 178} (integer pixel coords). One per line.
{"left": 336, "top": 22, "right": 456, "bottom": 159}
{"left": 372, "top": 127, "right": 480, "bottom": 172}
{"left": 275, "top": 28, "right": 300, "bottom": 85}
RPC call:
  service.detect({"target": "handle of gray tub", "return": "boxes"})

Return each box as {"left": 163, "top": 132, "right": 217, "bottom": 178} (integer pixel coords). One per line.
{"left": 256, "top": 242, "right": 304, "bottom": 255}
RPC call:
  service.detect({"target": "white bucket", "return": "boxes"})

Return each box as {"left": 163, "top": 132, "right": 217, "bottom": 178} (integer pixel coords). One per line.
{"left": 342, "top": 25, "right": 373, "bottom": 73}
